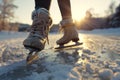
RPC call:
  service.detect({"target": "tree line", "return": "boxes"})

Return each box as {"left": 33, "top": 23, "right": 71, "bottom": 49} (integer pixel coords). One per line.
{"left": 0, "top": 0, "right": 18, "bottom": 31}
{"left": 76, "top": 1, "right": 120, "bottom": 30}
{"left": 0, "top": 0, "right": 120, "bottom": 32}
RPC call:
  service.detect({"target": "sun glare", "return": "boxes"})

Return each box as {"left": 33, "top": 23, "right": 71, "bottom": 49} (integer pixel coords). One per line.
{"left": 72, "top": 13, "right": 85, "bottom": 22}
{"left": 72, "top": 9, "right": 86, "bottom": 22}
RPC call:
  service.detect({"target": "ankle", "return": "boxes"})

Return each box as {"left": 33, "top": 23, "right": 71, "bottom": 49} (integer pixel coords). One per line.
{"left": 59, "top": 18, "right": 74, "bottom": 27}
{"left": 32, "top": 8, "right": 50, "bottom": 21}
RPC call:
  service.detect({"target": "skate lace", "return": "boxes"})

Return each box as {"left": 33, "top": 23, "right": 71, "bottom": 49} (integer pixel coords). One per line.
{"left": 30, "top": 20, "right": 50, "bottom": 44}
{"left": 58, "top": 25, "right": 64, "bottom": 32}
{"left": 58, "top": 23, "right": 66, "bottom": 33}
{"left": 30, "top": 8, "right": 52, "bottom": 45}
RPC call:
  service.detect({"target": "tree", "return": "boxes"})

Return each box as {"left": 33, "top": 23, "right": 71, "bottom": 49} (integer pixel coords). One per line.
{"left": 105, "top": 1, "right": 116, "bottom": 17}
{"left": 0, "top": 0, "right": 17, "bottom": 30}
{"left": 104, "top": 1, "right": 116, "bottom": 28}
{"left": 110, "top": 4, "right": 120, "bottom": 27}
{"left": 109, "top": 1, "right": 116, "bottom": 15}
{"left": 85, "top": 9, "right": 93, "bottom": 19}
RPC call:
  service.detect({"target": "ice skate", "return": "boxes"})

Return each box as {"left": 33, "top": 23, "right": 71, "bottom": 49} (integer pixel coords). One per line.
{"left": 23, "top": 8, "right": 52, "bottom": 51}
{"left": 56, "top": 19, "right": 80, "bottom": 47}
{"left": 55, "top": 42, "right": 83, "bottom": 49}
{"left": 23, "top": 8, "right": 52, "bottom": 64}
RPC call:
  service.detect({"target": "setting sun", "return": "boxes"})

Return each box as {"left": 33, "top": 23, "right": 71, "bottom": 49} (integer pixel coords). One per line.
{"left": 72, "top": 9, "right": 86, "bottom": 22}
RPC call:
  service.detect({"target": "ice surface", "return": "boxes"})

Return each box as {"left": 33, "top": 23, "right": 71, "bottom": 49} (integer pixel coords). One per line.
{"left": 0, "top": 28, "right": 120, "bottom": 80}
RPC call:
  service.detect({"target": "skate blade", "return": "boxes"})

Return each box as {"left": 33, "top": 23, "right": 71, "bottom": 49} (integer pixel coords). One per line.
{"left": 27, "top": 54, "right": 39, "bottom": 65}
{"left": 55, "top": 42, "right": 83, "bottom": 49}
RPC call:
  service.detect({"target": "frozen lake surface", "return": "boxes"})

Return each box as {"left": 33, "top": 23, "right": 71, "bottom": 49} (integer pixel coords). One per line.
{"left": 0, "top": 28, "right": 120, "bottom": 80}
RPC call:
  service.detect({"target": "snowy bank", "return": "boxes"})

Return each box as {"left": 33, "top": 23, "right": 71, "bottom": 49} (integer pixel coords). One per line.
{"left": 79, "top": 28, "right": 120, "bottom": 36}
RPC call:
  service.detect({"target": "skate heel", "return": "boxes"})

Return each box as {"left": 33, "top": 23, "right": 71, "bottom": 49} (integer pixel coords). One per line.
{"left": 58, "top": 44, "right": 64, "bottom": 48}
{"left": 72, "top": 38, "right": 79, "bottom": 42}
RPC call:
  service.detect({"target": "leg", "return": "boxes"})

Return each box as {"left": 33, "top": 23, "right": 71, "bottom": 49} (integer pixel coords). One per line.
{"left": 35, "top": 0, "right": 51, "bottom": 10}
{"left": 57, "top": 0, "right": 72, "bottom": 19}
{"left": 23, "top": 0, "right": 52, "bottom": 51}
{"left": 57, "top": 0, "right": 79, "bottom": 45}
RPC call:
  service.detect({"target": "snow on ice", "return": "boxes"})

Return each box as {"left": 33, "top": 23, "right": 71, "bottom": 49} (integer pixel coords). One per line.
{"left": 0, "top": 28, "right": 120, "bottom": 80}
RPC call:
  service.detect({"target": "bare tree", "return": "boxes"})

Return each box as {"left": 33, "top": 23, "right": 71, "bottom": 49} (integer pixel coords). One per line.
{"left": 109, "top": 4, "right": 120, "bottom": 27}
{"left": 85, "top": 8, "right": 94, "bottom": 19}
{"left": 0, "top": 0, "right": 17, "bottom": 30}
{"left": 105, "top": 1, "right": 116, "bottom": 17}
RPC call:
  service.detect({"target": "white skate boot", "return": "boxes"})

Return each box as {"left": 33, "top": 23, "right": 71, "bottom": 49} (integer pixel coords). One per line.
{"left": 56, "top": 19, "right": 79, "bottom": 46}
{"left": 23, "top": 8, "right": 52, "bottom": 51}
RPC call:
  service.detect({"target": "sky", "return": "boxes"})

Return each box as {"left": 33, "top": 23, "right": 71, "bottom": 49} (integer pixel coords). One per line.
{"left": 13, "top": 0, "right": 119, "bottom": 24}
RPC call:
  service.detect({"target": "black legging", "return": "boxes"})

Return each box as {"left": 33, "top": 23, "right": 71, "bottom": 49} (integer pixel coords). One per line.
{"left": 35, "top": 0, "right": 72, "bottom": 20}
